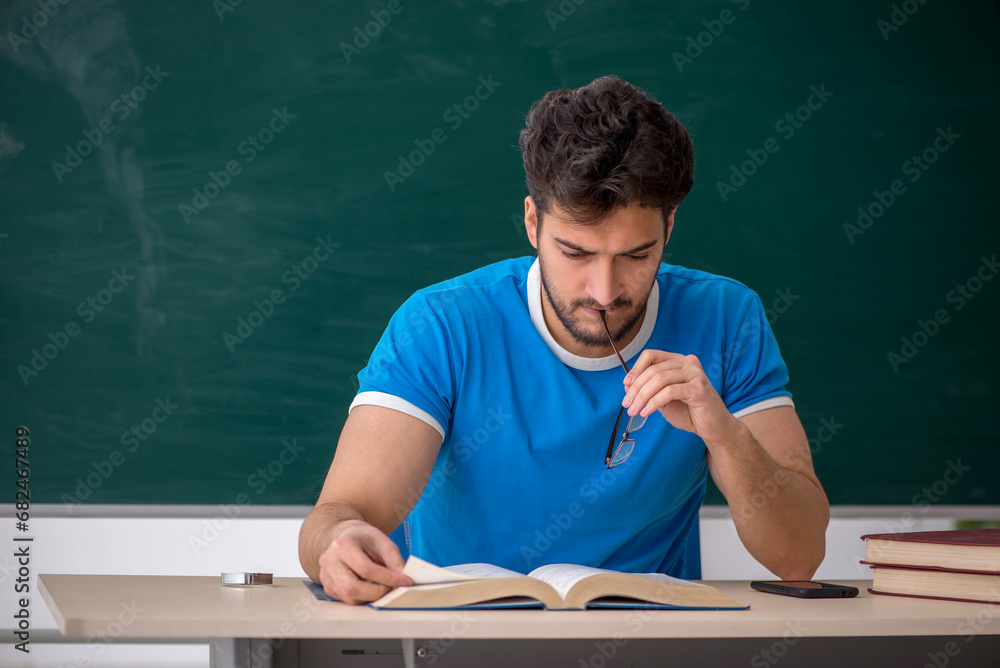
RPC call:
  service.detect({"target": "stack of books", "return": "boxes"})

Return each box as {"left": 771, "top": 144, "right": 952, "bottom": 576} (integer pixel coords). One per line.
{"left": 860, "top": 528, "right": 1000, "bottom": 604}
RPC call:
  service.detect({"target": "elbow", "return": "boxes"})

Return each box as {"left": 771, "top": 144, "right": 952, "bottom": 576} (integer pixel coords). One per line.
{"left": 773, "top": 533, "right": 827, "bottom": 581}
{"left": 774, "top": 563, "right": 820, "bottom": 582}
{"left": 777, "top": 489, "right": 830, "bottom": 580}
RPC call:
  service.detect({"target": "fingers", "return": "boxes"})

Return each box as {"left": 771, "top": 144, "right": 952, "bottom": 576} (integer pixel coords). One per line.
{"left": 370, "top": 530, "right": 408, "bottom": 574}
{"left": 341, "top": 532, "right": 412, "bottom": 588}
{"left": 321, "top": 558, "right": 394, "bottom": 605}
{"left": 318, "top": 523, "right": 413, "bottom": 605}
{"left": 621, "top": 352, "right": 737, "bottom": 441}
{"left": 624, "top": 366, "right": 697, "bottom": 416}
{"left": 631, "top": 378, "right": 696, "bottom": 418}
{"left": 624, "top": 350, "right": 686, "bottom": 385}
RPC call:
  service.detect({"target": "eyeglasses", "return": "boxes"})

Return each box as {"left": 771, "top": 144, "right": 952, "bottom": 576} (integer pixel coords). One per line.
{"left": 599, "top": 310, "right": 646, "bottom": 468}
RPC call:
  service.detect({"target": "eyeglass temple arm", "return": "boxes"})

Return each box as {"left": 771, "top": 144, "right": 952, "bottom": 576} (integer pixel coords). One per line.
{"left": 599, "top": 310, "right": 630, "bottom": 373}
{"left": 606, "top": 406, "right": 625, "bottom": 465}
{"left": 600, "top": 310, "right": 632, "bottom": 468}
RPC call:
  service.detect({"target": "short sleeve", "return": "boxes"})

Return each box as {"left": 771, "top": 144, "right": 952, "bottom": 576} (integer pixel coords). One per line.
{"left": 721, "top": 291, "right": 793, "bottom": 415}
{"left": 353, "top": 292, "right": 458, "bottom": 439}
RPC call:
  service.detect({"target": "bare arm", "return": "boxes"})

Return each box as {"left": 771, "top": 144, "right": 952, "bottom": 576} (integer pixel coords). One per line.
{"left": 623, "top": 352, "right": 829, "bottom": 580}
{"left": 706, "top": 406, "right": 830, "bottom": 580}
{"left": 298, "top": 404, "right": 443, "bottom": 603}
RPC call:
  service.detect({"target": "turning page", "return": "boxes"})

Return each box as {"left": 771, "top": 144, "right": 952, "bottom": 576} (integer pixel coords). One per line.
{"left": 402, "top": 556, "right": 486, "bottom": 585}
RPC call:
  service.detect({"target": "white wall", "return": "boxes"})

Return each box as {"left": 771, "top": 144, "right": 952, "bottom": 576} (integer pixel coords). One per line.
{"left": 0, "top": 508, "right": 968, "bottom": 668}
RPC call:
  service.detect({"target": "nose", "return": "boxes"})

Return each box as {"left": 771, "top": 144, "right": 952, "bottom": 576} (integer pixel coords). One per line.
{"left": 586, "top": 259, "right": 622, "bottom": 308}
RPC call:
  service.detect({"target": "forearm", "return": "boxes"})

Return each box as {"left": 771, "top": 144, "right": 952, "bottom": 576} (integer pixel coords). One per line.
{"left": 708, "top": 420, "right": 830, "bottom": 580}
{"left": 298, "top": 501, "right": 367, "bottom": 583}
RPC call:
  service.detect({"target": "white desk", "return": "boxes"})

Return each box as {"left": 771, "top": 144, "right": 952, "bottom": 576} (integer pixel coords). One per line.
{"left": 39, "top": 574, "right": 1000, "bottom": 668}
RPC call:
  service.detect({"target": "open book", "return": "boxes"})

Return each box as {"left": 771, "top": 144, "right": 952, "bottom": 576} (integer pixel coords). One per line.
{"left": 362, "top": 556, "right": 748, "bottom": 610}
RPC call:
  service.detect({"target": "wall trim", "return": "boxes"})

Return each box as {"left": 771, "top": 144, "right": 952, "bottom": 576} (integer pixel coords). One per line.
{"left": 5, "top": 504, "right": 998, "bottom": 519}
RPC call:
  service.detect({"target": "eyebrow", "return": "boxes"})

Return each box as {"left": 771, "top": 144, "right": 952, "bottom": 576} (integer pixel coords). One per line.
{"left": 553, "top": 237, "right": 660, "bottom": 256}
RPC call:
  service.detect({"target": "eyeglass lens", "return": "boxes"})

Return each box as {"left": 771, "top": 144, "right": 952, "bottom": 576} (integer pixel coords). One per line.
{"left": 608, "top": 413, "right": 647, "bottom": 467}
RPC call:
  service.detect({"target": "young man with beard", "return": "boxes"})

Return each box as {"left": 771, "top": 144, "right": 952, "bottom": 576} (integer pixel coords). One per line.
{"left": 299, "top": 75, "right": 829, "bottom": 604}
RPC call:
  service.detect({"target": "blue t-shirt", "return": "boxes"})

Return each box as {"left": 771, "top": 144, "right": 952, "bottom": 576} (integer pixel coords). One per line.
{"left": 351, "top": 257, "right": 793, "bottom": 579}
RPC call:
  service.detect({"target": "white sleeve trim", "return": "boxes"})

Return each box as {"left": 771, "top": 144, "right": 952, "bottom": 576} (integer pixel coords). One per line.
{"left": 349, "top": 391, "right": 446, "bottom": 440}
{"left": 731, "top": 396, "right": 795, "bottom": 418}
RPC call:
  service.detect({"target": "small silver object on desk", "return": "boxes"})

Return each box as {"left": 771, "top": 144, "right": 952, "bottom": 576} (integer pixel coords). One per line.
{"left": 221, "top": 572, "right": 273, "bottom": 586}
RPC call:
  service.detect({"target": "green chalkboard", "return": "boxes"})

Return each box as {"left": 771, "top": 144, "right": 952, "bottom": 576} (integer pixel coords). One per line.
{"left": 1, "top": 0, "right": 997, "bottom": 508}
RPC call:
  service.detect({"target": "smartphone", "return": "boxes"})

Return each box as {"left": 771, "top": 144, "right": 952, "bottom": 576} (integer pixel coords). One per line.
{"left": 750, "top": 580, "right": 859, "bottom": 598}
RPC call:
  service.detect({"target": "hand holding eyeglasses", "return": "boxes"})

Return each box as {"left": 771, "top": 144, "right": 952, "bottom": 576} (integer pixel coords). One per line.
{"left": 599, "top": 311, "right": 646, "bottom": 468}
{"left": 623, "top": 349, "right": 740, "bottom": 445}
{"left": 600, "top": 311, "right": 741, "bottom": 468}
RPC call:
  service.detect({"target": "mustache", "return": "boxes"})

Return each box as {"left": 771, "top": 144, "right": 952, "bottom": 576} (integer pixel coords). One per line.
{"left": 575, "top": 298, "right": 632, "bottom": 310}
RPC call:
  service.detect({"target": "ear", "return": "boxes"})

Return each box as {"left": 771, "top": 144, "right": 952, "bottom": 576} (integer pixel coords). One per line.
{"left": 664, "top": 207, "right": 677, "bottom": 246}
{"left": 525, "top": 196, "right": 540, "bottom": 250}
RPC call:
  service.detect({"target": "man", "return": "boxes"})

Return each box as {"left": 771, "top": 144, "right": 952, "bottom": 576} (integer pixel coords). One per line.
{"left": 299, "top": 75, "right": 829, "bottom": 605}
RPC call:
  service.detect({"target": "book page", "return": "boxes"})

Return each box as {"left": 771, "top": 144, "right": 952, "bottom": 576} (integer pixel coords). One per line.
{"left": 402, "top": 556, "right": 526, "bottom": 585}
{"left": 623, "top": 572, "right": 706, "bottom": 587}
{"left": 444, "top": 563, "right": 526, "bottom": 579}
{"left": 528, "top": 564, "right": 705, "bottom": 600}
{"left": 403, "top": 555, "right": 481, "bottom": 585}
{"left": 526, "top": 564, "right": 613, "bottom": 599}
{"left": 372, "top": 559, "right": 560, "bottom": 610}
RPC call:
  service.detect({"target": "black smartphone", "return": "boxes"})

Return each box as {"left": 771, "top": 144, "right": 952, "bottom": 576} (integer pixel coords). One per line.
{"left": 750, "top": 580, "right": 859, "bottom": 598}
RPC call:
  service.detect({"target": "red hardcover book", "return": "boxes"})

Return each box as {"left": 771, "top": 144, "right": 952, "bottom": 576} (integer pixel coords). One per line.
{"left": 860, "top": 528, "right": 1000, "bottom": 574}
{"left": 860, "top": 562, "right": 1000, "bottom": 605}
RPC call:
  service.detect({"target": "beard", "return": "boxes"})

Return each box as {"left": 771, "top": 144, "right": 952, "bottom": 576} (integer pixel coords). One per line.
{"left": 538, "top": 258, "right": 654, "bottom": 349}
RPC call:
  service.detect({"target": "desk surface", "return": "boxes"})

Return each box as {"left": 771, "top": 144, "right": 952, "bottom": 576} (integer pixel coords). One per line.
{"left": 39, "top": 574, "right": 1000, "bottom": 640}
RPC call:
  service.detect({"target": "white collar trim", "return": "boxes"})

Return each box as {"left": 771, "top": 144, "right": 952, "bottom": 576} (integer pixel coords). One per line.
{"left": 526, "top": 258, "right": 659, "bottom": 371}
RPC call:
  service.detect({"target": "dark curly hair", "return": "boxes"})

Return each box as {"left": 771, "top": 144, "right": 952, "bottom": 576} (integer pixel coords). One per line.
{"left": 519, "top": 75, "right": 694, "bottom": 229}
